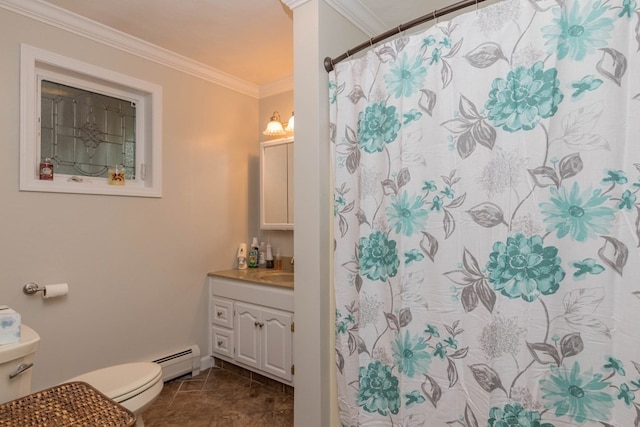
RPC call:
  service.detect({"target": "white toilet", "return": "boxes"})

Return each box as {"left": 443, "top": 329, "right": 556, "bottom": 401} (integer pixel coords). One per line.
{"left": 0, "top": 325, "right": 163, "bottom": 427}
{"left": 68, "top": 361, "right": 163, "bottom": 427}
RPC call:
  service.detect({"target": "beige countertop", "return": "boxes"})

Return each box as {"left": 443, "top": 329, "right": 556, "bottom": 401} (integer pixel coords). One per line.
{"left": 208, "top": 268, "right": 294, "bottom": 289}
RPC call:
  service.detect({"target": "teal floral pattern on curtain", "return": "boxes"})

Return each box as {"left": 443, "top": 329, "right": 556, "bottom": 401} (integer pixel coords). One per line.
{"left": 329, "top": 0, "right": 640, "bottom": 425}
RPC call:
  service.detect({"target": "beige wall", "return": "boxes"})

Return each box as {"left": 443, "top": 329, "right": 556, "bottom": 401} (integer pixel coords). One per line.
{"left": 292, "top": 2, "right": 366, "bottom": 426}
{"left": 0, "top": 8, "right": 259, "bottom": 390}
{"left": 256, "top": 91, "right": 294, "bottom": 257}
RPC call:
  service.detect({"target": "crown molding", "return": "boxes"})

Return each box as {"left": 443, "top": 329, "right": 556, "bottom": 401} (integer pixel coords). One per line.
{"left": 0, "top": 0, "right": 261, "bottom": 98}
{"left": 260, "top": 75, "right": 294, "bottom": 98}
{"left": 281, "top": 0, "right": 310, "bottom": 9}
{"left": 322, "top": 0, "right": 387, "bottom": 37}
{"left": 282, "top": 0, "right": 387, "bottom": 35}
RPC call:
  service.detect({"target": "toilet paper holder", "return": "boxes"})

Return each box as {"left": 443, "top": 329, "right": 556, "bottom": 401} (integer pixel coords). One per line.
{"left": 23, "top": 282, "right": 69, "bottom": 298}
{"left": 22, "top": 282, "right": 44, "bottom": 295}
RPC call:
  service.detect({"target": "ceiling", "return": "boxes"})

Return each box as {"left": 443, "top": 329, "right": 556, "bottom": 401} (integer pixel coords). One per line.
{"left": 36, "top": 0, "right": 463, "bottom": 88}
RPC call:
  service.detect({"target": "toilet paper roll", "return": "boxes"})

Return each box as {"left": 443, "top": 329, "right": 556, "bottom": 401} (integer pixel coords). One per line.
{"left": 43, "top": 283, "right": 69, "bottom": 299}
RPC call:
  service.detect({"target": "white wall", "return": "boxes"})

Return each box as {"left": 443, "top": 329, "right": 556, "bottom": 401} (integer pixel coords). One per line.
{"left": 0, "top": 8, "right": 258, "bottom": 390}
{"left": 292, "top": 2, "right": 366, "bottom": 425}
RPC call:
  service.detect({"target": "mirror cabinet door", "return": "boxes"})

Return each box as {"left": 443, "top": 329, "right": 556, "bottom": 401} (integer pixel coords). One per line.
{"left": 260, "top": 137, "right": 293, "bottom": 230}
{"left": 287, "top": 142, "right": 294, "bottom": 224}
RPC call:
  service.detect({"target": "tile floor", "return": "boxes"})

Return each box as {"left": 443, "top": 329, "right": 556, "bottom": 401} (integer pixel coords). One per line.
{"left": 142, "top": 360, "right": 294, "bottom": 427}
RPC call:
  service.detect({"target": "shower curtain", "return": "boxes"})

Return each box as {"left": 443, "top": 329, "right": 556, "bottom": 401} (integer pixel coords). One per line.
{"left": 330, "top": 0, "right": 640, "bottom": 425}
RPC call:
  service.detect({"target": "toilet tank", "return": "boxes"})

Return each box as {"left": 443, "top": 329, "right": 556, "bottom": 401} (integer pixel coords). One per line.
{"left": 0, "top": 324, "right": 40, "bottom": 404}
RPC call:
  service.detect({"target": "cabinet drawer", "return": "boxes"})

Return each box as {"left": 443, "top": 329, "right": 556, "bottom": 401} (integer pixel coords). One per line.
{"left": 211, "top": 326, "right": 234, "bottom": 359}
{"left": 211, "top": 298, "right": 234, "bottom": 328}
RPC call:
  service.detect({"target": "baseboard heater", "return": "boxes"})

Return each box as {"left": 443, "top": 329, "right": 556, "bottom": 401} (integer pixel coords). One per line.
{"left": 152, "top": 345, "right": 201, "bottom": 382}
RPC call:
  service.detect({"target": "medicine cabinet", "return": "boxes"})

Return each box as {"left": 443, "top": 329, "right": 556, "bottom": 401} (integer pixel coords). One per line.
{"left": 260, "top": 137, "right": 293, "bottom": 230}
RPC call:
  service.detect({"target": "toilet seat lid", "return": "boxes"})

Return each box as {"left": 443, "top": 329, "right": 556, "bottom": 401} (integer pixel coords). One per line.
{"left": 68, "top": 362, "right": 162, "bottom": 403}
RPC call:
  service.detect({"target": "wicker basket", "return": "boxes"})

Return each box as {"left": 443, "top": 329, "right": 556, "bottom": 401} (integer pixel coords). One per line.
{"left": 0, "top": 381, "right": 136, "bottom": 426}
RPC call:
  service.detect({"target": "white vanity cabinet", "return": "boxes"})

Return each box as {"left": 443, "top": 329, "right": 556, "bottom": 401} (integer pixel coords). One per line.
{"left": 209, "top": 275, "right": 294, "bottom": 385}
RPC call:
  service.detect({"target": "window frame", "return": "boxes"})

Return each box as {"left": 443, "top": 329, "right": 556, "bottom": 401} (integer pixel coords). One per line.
{"left": 20, "top": 44, "right": 163, "bottom": 197}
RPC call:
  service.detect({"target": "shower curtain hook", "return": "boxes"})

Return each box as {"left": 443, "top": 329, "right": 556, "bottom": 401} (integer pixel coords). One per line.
{"left": 476, "top": 0, "right": 479, "bottom": 13}
{"left": 433, "top": 9, "right": 439, "bottom": 24}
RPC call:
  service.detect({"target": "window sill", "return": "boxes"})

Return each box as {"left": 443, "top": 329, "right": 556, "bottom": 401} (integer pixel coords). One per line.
{"left": 20, "top": 176, "right": 161, "bottom": 198}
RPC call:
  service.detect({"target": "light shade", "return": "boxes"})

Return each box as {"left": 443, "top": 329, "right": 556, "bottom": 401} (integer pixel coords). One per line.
{"left": 285, "top": 112, "right": 294, "bottom": 133}
{"left": 263, "top": 111, "right": 287, "bottom": 136}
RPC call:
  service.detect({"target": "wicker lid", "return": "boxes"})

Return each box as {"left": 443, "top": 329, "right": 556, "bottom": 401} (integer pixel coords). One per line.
{"left": 68, "top": 362, "right": 162, "bottom": 403}
{"left": 0, "top": 381, "right": 136, "bottom": 426}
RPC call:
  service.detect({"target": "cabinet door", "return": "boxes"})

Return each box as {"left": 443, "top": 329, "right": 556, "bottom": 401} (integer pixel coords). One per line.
{"left": 287, "top": 142, "right": 294, "bottom": 224}
{"left": 260, "top": 137, "right": 293, "bottom": 230}
{"left": 263, "top": 143, "right": 288, "bottom": 225}
{"left": 261, "top": 308, "right": 293, "bottom": 382}
{"left": 235, "top": 303, "right": 261, "bottom": 369}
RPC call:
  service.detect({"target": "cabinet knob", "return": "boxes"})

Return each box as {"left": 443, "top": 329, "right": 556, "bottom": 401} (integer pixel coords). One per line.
{"left": 254, "top": 321, "right": 264, "bottom": 328}
{"left": 217, "top": 340, "right": 223, "bottom": 346}
{"left": 217, "top": 311, "right": 223, "bottom": 317}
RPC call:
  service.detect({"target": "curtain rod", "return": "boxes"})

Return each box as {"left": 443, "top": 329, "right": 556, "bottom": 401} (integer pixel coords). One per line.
{"left": 324, "top": 0, "right": 487, "bottom": 73}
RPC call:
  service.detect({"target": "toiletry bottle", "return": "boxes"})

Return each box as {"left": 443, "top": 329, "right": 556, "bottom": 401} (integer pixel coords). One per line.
{"left": 274, "top": 249, "right": 282, "bottom": 270}
{"left": 248, "top": 237, "right": 259, "bottom": 268}
{"left": 266, "top": 243, "right": 274, "bottom": 269}
{"left": 237, "top": 243, "right": 248, "bottom": 270}
{"left": 258, "top": 241, "right": 266, "bottom": 267}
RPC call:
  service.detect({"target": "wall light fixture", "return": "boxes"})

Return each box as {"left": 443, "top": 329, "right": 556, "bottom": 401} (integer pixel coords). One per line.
{"left": 263, "top": 111, "right": 294, "bottom": 136}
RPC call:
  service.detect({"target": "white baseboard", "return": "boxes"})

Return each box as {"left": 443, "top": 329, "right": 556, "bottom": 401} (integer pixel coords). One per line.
{"left": 200, "top": 355, "right": 216, "bottom": 371}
